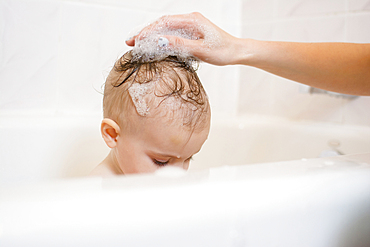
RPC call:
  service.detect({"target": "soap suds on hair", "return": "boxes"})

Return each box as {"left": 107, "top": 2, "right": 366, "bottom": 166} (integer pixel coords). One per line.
{"left": 121, "top": 15, "right": 216, "bottom": 119}
{"left": 128, "top": 81, "right": 155, "bottom": 116}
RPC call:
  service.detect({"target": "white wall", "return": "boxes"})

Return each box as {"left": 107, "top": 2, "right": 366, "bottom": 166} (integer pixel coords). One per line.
{"left": 0, "top": 0, "right": 241, "bottom": 118}
{"left": 1, "top": 0, "right": 370, "bottom": 181}
{"left": 238, "top": 0, "right": 370, "bottom": 126}
{"left": 1, "top": 0, "right": 369, "bottom": 123}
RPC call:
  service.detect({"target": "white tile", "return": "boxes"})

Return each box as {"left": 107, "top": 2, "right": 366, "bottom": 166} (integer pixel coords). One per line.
{"left": 198, "top": 64, "right": 239, "bottom": 116}
{"left": 162, "top": 0, "right": 241, "bottom": 24}
{"left": 84, "top": 0, "right": 241, "bottom": 25}
{"left": 269, "top": 77, "right": 345, "bottom": 123}
{"left": 56, "top": 1, "right": 241, "bottom": 114}
{"left": 241, "top": 22, "right": 275, "bottom": 40}
{"left": 276, "top": 0, "right": 346, "bottom": 17}
{"left": 241, "top": 0, "right": 275, "bottom": 22}
{"left": 272, "top": 16, "right": 346, "bottom": 42}
{"left": 237, "top": 67, "right": 274, "bottom": 116}
{"left": 79, "top": 0, "right": 174, "bottom": 13}
{"left": 57, "top": 2, "right": 155, "bottom": 113}
{"left": 348, "top": 0, "right": 370, "bottom": 12}
{"left": 57, "top": 3, "right": 103, "bottom": 113}
{"left": 346, "top": 13, "right": 370, "bottom": 43}
{"left": 343, "top": 96, "right": 370, "bottom": 126}
{"left": 0, "top": 0, "right": 59, "bottom": 111}
{"left": 219, "top": 0, "right": 242, "bottom": 25}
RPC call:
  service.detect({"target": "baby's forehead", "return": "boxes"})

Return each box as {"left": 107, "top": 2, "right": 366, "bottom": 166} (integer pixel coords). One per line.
{"left": 129, "top": 102, "right": 210, "bottom": 135}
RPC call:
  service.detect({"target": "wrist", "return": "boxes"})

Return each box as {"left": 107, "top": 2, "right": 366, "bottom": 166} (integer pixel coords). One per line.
{"left": 232, "top": 38, "right": 262, "bottom": 66}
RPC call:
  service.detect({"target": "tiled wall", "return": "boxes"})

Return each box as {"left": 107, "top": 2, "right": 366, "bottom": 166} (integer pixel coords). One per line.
{"left": 238, "top": 0, "right": 370, "bottom": 126}
{"left": 1, "top": 0, "right": 369, "bottom": 126}
{"left": 0, "top": 0, "right": 241, "bottom": 117}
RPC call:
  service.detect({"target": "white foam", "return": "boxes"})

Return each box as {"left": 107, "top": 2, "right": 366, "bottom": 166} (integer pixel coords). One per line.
{"left": 131, "top": 16, "right": 220, "bottom": 63}
{"left": 132, "top": 29, "right": 195, "bottom": 62}
{"left": 157, "top": 37, "right": 169, "bottom": 48}
{"left": 128, "top": 81, "right": 155, "bottom": 116}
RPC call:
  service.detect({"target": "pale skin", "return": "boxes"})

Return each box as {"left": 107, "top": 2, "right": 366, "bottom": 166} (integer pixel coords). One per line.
{"left": 90, "top": 107, "right": 210, "bottom": 177}
{"left": 126, "top": 12, "right": 370, "bottom": 96}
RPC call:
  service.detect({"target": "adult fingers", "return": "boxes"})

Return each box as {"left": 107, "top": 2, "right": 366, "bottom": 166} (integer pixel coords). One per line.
{"left": 162, "top": 35, "right": 204, "bottom": 58}
{"left": 125, "top": 12, "right": 208, "bottom": 47}
{"left": 125, "top": 38, "right": 135, "bottom": 46}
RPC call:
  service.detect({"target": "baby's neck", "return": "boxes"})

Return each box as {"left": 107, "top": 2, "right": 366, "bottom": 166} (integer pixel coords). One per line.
{"left": 105, "top": 151, "right": 124, "bottom": 174}
{"left": 89, "top": 151, "right": 123, "bottom": 177}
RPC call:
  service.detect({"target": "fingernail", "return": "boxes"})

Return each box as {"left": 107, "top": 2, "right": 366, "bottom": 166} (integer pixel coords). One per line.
{"left": 158, "top": 37, "right": 169, "bottom": 48}
{"left": 125, "top": 36, "right": 134, "bottom": 42}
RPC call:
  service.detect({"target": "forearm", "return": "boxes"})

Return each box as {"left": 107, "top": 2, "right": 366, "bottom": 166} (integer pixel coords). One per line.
{"left": 236, "top": 40, "right": 370, "bottom": 96}
{"left": 126, "top": 12, "right": 370, "bottom": 96}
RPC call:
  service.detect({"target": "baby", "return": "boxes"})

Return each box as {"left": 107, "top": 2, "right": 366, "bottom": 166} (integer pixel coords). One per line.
{"left": 90, "top": 50, "right": 210, "bottom": 176}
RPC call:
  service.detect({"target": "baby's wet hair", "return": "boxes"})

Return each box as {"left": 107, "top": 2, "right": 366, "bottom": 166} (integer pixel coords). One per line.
{"left": 103, "top": 50, "right": 210, "bottom": 130}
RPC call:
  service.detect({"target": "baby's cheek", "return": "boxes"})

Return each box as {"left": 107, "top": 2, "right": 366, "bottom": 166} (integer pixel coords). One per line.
{"left": 136, "top": 158, "right": 161, "bottom": 173}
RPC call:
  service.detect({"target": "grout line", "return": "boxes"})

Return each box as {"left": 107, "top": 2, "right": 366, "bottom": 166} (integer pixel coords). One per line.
{"left": 344, "top": 0, "right": 348, "bottom": 42}
{"left": 234, "top": 0, "right": 243, "bottom": 117}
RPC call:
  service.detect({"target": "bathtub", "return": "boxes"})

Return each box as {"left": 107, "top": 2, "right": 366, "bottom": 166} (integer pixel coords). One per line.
{"left": 191, "top": 116, "right": 370, "bottom": 170}
{"left": 0, "top": 115, "right": 370, "bottom": 185}
{"left": 1, "top": 115, "right": 370, "bottom": 185}
{"left": 0, "top": 153, "right": 370, "bottom": 246}
{"left": 1, "top": 115, "right": 370, "bottom": 246}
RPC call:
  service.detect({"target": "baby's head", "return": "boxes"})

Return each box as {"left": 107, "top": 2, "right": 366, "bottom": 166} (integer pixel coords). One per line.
{"left": 101, "top": 50, "right": 210, "bottom": 174}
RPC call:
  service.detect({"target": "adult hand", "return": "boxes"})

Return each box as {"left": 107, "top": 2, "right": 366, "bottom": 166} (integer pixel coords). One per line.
{"left": 126, "top": 12, "right": 370, "bottom": 96}
{"left": 126, "top": 12, "right": 242, "bottom": 66}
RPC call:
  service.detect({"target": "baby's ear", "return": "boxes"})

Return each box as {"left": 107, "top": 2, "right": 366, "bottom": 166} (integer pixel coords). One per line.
{"left": 101, "top": 119, "right": 120, "bottom": 148}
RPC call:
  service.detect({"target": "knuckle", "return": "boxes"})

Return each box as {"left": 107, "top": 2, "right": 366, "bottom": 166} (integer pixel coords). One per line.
{"left": 191, "top": 12, "right": 202, "bottom": 18}
{"left": 173, "top": 37, "right": 184, "bottom": 46}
